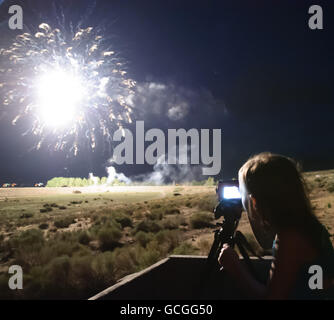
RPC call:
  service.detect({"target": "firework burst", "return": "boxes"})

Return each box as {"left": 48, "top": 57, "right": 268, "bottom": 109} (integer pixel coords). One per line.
{"left": 0, "top": 23, "right": 136, "bottom": 155}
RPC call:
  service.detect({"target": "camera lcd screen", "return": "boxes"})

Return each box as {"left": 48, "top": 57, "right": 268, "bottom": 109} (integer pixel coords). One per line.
{"left": 223, "top": 186, "right": 241, "bottom": 199}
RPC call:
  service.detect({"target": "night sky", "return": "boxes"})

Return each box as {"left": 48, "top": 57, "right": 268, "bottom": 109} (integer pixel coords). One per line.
{"left": 0, "top": 0, "right": 333, "bottom": 184}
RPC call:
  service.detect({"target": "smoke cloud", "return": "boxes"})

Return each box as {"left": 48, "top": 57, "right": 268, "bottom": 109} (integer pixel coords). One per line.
{"left": 88, "top": 172, "right": 99, "bottom": 185}
{"left": 106, "top": 166, "right": 131, "bottom": 184}
{"left": 126, "top": 81, "right": 218, "bottom": 122}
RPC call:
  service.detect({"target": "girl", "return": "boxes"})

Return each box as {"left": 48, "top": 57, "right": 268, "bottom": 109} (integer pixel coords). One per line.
{"left": 218, "top": 152, "right": 334, "bottom": 299}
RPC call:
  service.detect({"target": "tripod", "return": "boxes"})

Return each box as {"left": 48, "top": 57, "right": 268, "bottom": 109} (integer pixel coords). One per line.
{"left": 195, "top": 201, "right": 262, "bottom": 298}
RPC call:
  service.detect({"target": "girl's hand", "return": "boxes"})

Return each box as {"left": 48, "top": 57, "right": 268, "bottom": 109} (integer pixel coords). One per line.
{"left": 218, "top": 244, "right": 240, "bottom": 273}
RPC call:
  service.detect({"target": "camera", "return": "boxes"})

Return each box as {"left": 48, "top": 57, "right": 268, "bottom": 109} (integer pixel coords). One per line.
{"left": 214, "top": 180, "right": 243, "bottom": 220}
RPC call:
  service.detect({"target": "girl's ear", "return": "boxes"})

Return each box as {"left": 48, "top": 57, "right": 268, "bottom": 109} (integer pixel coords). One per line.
{"left": 249, "top": 194, "right": 257, "bottom": 210}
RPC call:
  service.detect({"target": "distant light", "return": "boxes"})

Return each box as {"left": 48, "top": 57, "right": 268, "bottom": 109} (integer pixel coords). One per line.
{"left": 223, "top": 186, "right": 241, "bottom": 199}
{"left": 36, "top": 70, "right": 84, "bottom": 127}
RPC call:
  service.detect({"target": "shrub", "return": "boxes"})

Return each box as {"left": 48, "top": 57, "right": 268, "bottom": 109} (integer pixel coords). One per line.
{"left": 45, "top": 255, "right": 71, "bottom": 284}
{"left": 71, "top": 201, "right": 83, "bottom": 205}
{"left": 39, "top": 223, "right": 49, "bottom": 230}
{"left": 154, "top": 230, "right": 181, "bottom": 251}
{"left": 135, "top": 231, "right": 154, "bottom": 247}
{"left": 327, "top": 182, "right": 334, "bottom": 193}
{"left": 134, "top": 220, "right": 162, "bottom": 234}
{"left": 137, "top": 240, "right": 161, "bottom": 269}
{"left": 68, "top": 255, "right": 98, "bottom": 296}
{"left": 165, "top": 208, "right": 180, "bottom": 215}
{"left": 147, "top": 210, "right": 164, "bottom": 220}
{"left": 0, "top": 274, "right": 14, "bottom": 299}
{"left": 152, "top": 204, "right": 162, "bottom": 209}
{"left": 173, "top": 242, "right": 198, "bottom": 255}
{"left": 205, "top": 177, "right": 216, "bottom": 186}
{"left": 20, "top": 213, "right": 33, "bottom": 219}
{"left": 161, "top": 217, "right": 179, "bottom": 230}
{"left": 11, "top": 229, "right": 45, "bottom": 268}
{"left": 54, "top": 217, "right": 75, "bottom": 228}
{"left": 91, "top": 252, "right": 116, "bottom": 286}
{"left": 78, "top": 231, "right": 91, "bottom": 245}
{"left": 98, "top": 226, "right": 122, "bottom": 251}
{"left": 197, "top": 238, "right": 212, "bottom": 255}
{"left": 196, "top": 195, "right": 216, "bottom": 212}
{"left": 12, "top": 229, "right": 44, "bottom": 247}
{"left": 41, "top": 237, "right": 79, "bottom": 260}
{"left": 190, "top": 212, "right": 213, "bottom": 229}
{"left": 113, "top": 213, "right": 133, "bottom": 228}
{"left": 112, "top": 246, "right": 138, "bottom": 279}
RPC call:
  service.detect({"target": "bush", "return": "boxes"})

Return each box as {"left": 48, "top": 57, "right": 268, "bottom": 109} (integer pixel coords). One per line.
{"left": 78, "top": 231, "right": 91, "bottom": 245}
{"left": 20, "top": 213, "right": 33, "bottom": 219}
{"left": 190, "top": 212, "right": 213, "bottom": 229}
{"left": 134, "top": 220, "right": 162, "bottom": 234}
{"left": 91, "top": 252, "right": 116, "bottom": 287}
{"left": 40, "top": 207, "right": 52, "bottom": 213}
{"left": 161, "top": 217, "right": 179, "bottom": 230}
{"left": 164, "top": 208, "right": 180, "bottom": 215}
{"left": 196, "top": 195, "right": 216, "bottom": 212}
{"left": 45, "top": 255, "right": 71, "bottom": 284}
{"left": 12, "top": 229, "right": 44, "bottom": 247}
{"left": 197, "top": 238, "right": 212, "bottom": 255}
{"left": 70, "top": 201, "right": 82, "bottom": 205}
{"left": 204, "top": 177, "right": 216, "bottom": 186}
{"left": 98, "top": 226, "right": 122, "bottom": 251}
{"left": 113, "top": 213, "right": 133, "bottom": 228}
{"left": 137, "top": 240, "right": 161, "bottom": 269}
{"left": 327, "top": 182, "right": 334, "bottom": 193}
{"left": 68, "top": 255, "right": 98, "bottom": 296}
{"left": 50, "top": 203, "right": 59, "bottom": 207}
{"left": 39, "top": 223, "right": 49, "bottom": 230}
{"left": 54, "top": 217, "right": 75, "bottom": 229}
{"left": 135, "top": 231, "right": 154, "bottom": 247}
{"left": 173, "top": 242, "right": 198, "bottom": 255}
{"left": 147, "top": 210, "right": 164, "bottom": 220}
{"left": 155, "top": 230, "right": 181, "bottom": 251}
{"left": 11, "top": 229, "right": 45, "bottom": 268}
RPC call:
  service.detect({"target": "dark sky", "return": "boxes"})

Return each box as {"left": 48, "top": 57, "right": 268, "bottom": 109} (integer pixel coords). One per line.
{"left": 0, "top": 0, "right": 333, "bottom": 184}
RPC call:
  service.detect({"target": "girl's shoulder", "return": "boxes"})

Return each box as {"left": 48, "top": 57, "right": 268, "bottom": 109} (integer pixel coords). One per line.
{"left": 273, "top": 228, "right": 319, "bottom": 262}
{"left": 273, "top": 224, "right": 334, "bottom": 268}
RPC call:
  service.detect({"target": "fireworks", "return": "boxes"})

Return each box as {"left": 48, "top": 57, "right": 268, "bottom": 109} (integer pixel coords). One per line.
{"left": 0, "top": 23, "right": 136, "bottom": 155}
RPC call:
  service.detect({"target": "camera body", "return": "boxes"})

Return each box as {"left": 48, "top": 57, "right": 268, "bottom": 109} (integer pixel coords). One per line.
{"left": 214, "top": 180, "right": 243, "bottom": 220}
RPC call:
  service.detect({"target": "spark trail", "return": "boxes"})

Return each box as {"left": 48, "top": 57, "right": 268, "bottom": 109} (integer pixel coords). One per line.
{"left": 0, "top": 22, "right": 136, "bottom": 155}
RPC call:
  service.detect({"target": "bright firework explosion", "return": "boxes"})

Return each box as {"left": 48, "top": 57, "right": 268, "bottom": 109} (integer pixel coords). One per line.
{"left": 0, "top": 23, "right": 136, "bottom": 155}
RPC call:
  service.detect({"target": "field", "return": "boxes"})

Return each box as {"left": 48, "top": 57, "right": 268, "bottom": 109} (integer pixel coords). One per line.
{"left": 0, "top": 171, "right": 334, "bottom": 299}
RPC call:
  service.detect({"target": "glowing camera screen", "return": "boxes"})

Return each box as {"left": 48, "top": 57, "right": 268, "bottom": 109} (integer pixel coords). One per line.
{"left": 223, "top": 186, "right": 241, "bottom": 200}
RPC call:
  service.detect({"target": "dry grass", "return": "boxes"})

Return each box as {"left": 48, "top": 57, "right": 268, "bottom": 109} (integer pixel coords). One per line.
{"left": 0, "top": 172, "right": 333, "bottom": 299}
